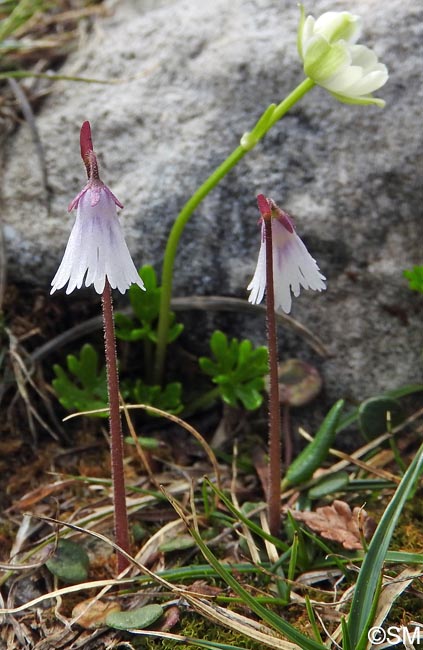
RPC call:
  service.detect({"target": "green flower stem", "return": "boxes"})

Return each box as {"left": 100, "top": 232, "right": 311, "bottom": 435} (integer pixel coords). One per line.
{"left": 266, "top": 77, "right": 315, "bottom": 130}
{"left": 153, "top": 77, "right": 316, "bottom": 384}
{"left": 143, "top": 337, "right": 154, "bottom": 384}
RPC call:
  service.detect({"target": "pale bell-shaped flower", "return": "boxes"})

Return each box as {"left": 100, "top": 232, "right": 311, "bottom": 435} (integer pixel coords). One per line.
{"left": 51, "top": 122, "right": 145, "bottom": 296}
{"left": 297, "top": 6, "right": 388, "bottom": 107}
{"left": 247, "top": 196, "right": 326, "bottom": 314}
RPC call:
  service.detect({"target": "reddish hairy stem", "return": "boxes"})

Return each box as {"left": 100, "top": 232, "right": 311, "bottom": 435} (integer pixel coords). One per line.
{"left": 282, "top": 403, "right": 293, "bottom": 468}
{"left": 263, "top": 214, "right": 282, "bottom": 538}
{"left": 102, "top": 279, "right": 130, "bottom": 572}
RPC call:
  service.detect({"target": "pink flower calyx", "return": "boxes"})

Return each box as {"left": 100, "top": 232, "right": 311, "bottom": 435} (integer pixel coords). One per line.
{"left": 256, "top": 194, "right": 272, "bottom": 220}
{"left": 256, "top": 194, "right": 294, "bottom": 233}
{"left": 80, "top": 120, "right": 94, "bottom": 161}
{"left": 68, "top": 121, "right": 124, "bottom": 212}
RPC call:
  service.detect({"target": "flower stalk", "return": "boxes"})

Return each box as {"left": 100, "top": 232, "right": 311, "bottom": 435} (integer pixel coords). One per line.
{"left": 102, "top": 280, "right": 131, "bottom": 572}
{"left": 261, "top": 198, "right": 282, "bottom": 538}
{"left": 249, "top": 192, "right": 327, "bottom": 535}
{"left": 51, "top": 121, "right": 144, "bottom": 573}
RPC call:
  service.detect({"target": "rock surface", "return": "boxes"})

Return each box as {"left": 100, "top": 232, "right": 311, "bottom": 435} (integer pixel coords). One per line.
{"left": 1, "top": 0, "right": 422, "bottom": 402}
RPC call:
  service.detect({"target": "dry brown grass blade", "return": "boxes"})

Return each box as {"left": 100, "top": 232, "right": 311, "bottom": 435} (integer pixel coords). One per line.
{"left": 17, "top": 4, "right": 109, "bottom": 34}
{"left": 161, "top": 486, "right": 302, "bottom": 650}
{"left": 0, "top": 479, "right": 191, "bottom": 588}
{"left": 259, "top": 510, "right": 280, "bottom": 564}
{"left": 29, "top": 480, "right": 191, "bottom": 546}
{"left": 326, "top": 449, "right": 400, "bottom": 483}
{"left": 171, "top": 296, "right": 329, "bottom": 357}
{"left": 0, "top": 576, "right": 134, "bottom": 615}
{"left": 70, "top": 517, "right": 190, "bottom": 628}
{"left": 64, "top": 403, "right": 222, "bottom": 494}
{"left": 133, "top": 517, "right": 188, "bottom": 567}
{"left": 0, "top": 512, "right": 215, "bottom": 616}
{"left": 318, "top": 406, "right": 423, "bottom": 475}
{"left": 161, "top": 487, "right": 306, "bottom": 650}
{"left": 230, "top": 440, "right": 261, "bottom": 564}
{"left": 373, "top": 567, "right": 423, "bottom": 630}
{"left": 0, "top": 513, "right": 57, "bottom": 571}
{"left": 6, "top": 326, "right": 60, "bottom": 440}
{"left": 12, "top": 478, "right": 76, "bottom": 510}
{"left": 163, "top": 596, "right": 303, "bottom": 650}
{"left": 120, "top": 397, "right": 157, "bottom": 486}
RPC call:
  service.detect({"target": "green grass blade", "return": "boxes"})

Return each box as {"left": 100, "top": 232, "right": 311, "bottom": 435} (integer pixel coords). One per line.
{"left": 290, "top": 522, "right": 349, "bottom": 575}
{"left": 163, "top": 490, "right": 325, "bottom": 650}
{"left": 205, "top": 478, "right": 289, "bottom": 551}
{"left": 0, "top": 0, "right": 44, "bottom": 42}
{"left": 347, "top": 442, "right": 423, "bottom": 647}
{"left": 340, "top": 617, "right": 352, "bottom": 650}
{"left": 304, "top": 595, "right": 323, "bottom": 645}
{"left": 340, "top": 550, "right": 423, "bottom": 566}
{"left": 385, "top": 384, "right": 423, "bottom": 399}
{"left": 176, "top": 640, "right": 251, "bottom": 649}
{"left": 355, "top": 573, "right": 383, "bottom": 650}
{"left": 385, "top": 550, "right": 423, "bottom": 563}
{"left": 287, "top": 532, "right": 298, "bottom": 582}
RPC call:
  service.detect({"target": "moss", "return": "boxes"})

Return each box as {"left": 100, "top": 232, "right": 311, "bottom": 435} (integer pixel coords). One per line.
{"left": 130, "top": 612, "right": 271, "bottom": 649}
{"left": 391, "top": 495, "right": 423, "bottom": 553}
{"left": 380, "top": 492, "right": 423, "bottom": 624}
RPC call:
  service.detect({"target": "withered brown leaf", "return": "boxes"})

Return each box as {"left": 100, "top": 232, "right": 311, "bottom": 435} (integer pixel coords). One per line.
{"left": 72, "top": 598, "right": 121, "bottom": 629}
{"left": 289, "top": 499, "right": 377, "bottom": 550}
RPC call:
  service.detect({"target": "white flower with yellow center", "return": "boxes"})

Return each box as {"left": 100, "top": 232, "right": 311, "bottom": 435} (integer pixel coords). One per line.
{"left": 297, "top": 6, "right": 388, "bottom": 107}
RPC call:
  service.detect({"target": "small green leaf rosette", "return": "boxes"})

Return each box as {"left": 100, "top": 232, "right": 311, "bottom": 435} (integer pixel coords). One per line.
{"left": 403, "top": 265, "right": 423, "bottom": 293}
{"left": 52, "top": 343, "right": 108, "bottom": 416}
{"left": 199, "top": 330, "right": 268, "bottom": 410}
{"left": 115, "top": 265, "right": 183, "bottom": 344}
{"left": 128, "top": 378, "right": 183, "bottom": 414}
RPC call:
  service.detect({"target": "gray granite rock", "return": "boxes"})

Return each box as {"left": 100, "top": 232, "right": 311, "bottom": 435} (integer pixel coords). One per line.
{"left": 1, "top": 0, "right": 422, "bottom": 402}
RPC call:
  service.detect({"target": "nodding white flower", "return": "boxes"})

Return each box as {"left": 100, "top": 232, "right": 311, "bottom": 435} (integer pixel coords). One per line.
{"left": 51, "top": 122, "right": 145, "bottom": 296}
{"left": 247, "top": 195, "right": 326, "bottom": 314}
{"left": 297, "top": 6, "right": 388, "bottom": 107}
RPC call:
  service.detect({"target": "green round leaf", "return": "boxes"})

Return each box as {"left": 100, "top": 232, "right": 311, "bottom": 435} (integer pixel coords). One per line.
{"left": 358, "top": 396, "right": 404, "bottom": 440}
{"left": 106, "top": 604, "right": 163, "bottom": 630}
{"left": 45, "top": 539, "right": 89, "bottom": 584}
{"left": 277, "top": 359, "right": 322, "bottom": 407}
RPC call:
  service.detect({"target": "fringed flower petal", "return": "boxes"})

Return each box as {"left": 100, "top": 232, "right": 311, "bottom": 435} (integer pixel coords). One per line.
{"left": 248, "top": 203, "right": 326, "bottom": 314}
{"left": 51, "top": 185, "right": 144, "bottom": 296}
